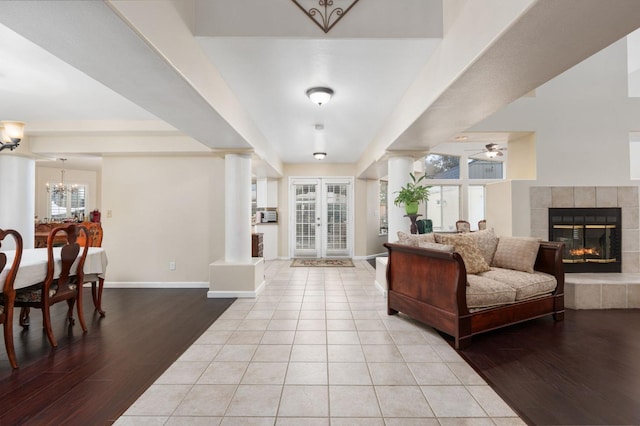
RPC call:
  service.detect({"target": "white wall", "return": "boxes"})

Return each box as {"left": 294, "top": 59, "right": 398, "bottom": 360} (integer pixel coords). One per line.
{"left": 474, "top": 38, "right": 640, "bottom": 187}
{"left": 101, "top": 155, "right": 225, "bottom": 284}
{"left": 474, "top": 37, "right": 640, "bottom": 242}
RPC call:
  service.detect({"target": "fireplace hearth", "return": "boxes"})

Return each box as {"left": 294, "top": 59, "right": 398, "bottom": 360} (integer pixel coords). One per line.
{"left": 549, "top": 207, "right": 621, "bottom": 273}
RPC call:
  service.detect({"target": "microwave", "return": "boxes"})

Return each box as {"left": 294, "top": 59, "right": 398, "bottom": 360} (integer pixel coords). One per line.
{"left": 258, "top": 210, "right": 277, "bottom": 223}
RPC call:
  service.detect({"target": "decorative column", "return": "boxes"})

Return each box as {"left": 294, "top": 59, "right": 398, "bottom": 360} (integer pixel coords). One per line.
{"left": 0, "top": 155, "right": 35, "bottom": 249}
{"left": 225, "top": 153, "right": 252, "bottom": 263}
{"left": 387, "top": 156, "right": 414, "bottom": 242}
{"left": 209, "top": 153, "right": 265, "bottom": 298}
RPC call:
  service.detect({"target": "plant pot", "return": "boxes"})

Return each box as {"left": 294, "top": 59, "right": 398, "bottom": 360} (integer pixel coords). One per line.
{"left": 404, "top": 201, "right": 419, "bottom": 215}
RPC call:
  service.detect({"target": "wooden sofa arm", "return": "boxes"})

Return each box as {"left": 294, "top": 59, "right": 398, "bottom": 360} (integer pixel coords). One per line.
{"left": 534, "top": 241, "right": 565, "bottom": 295}
{"left": 384, "top": 243, "right": 469, "bottom": 315}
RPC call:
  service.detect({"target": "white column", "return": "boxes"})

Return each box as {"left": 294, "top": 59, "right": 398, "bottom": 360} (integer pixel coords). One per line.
{"left": 225, "top": 153, "right": 252, "bottom": 263}
{"left": 0, "top": 155, "right": 35, "bottom": 249}
{"left": 387, "top": 156, "right": 414, "bottom": 242}
{"left": 210, "top": 153, "right": 265, "bottom": 298}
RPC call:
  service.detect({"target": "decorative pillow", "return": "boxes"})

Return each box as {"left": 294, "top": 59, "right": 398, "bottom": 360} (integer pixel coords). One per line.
{"left": 467, "top": 228, "right": 499, "bottom": 265}
{"left": 491, "top": 236, "right": 540, "bottom": 273}
{"left": 418, "top": 241, "right": 454, "bottom": 252}
{"left": 440, "top": 234, "right": 491, "bottom": 275}
{"left": 397, "top": 231, "right": 435, "bottom": 247}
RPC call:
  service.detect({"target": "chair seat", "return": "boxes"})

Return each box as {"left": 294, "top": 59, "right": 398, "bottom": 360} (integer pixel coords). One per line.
{"left": 15, "top": 284, "right": 77, "bottom": 303}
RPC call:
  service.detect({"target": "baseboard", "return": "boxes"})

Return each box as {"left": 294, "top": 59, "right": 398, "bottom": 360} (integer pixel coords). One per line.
{"left": 99, "top": 282, "right": 209, "bottom": 289}
{"left": 374, "top": 280, "right": 387, "bottom": 296}
{"left": 207, "top": 279, "right": 266, "bottom": 298}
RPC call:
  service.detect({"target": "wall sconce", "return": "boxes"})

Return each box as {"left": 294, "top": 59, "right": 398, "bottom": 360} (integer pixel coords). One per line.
{"left": 306, "top": 87, "right": 334, "bottom": 106}
{"left": 313, "top": 152, "right": 327, "bottom": 160}
{"left": 0, "top": 121, "right": 26, "bottom": 152}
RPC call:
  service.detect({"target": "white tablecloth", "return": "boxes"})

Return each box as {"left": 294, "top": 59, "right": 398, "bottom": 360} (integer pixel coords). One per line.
{"left": 0, "top": 247, "right": 108, "bottom": 291}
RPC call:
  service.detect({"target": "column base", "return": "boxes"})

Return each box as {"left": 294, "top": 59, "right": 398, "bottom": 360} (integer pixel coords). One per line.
{"left": 208, "top": 257, "right": 265, "bottom": 298}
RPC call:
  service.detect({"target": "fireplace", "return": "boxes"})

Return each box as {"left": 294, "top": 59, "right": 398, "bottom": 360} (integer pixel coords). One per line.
{"left": 548, "top": 208, "right": 621, "bottom": 273}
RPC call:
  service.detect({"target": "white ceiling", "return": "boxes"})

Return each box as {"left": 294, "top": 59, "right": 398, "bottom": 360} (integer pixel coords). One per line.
{"left": 197, "top": 37, "right": 439, "bottom": 163}
{"left": 2, "top": 1, "right": 640, "bottom": 176}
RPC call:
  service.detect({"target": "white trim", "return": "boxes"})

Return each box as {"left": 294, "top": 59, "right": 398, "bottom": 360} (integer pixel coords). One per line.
{"left": 207, "top": 279, "right": 266, "bottom": 298}
{"left": 374, "top": 280, "right": 387, "bottom": 296}
{"left": 100, "top": 281, "right": 209, "bottom": 288}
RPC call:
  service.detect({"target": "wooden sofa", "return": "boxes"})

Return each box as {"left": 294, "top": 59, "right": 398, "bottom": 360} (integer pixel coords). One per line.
{"left": 384, "top": 240, "right": 565, "bottom": 349}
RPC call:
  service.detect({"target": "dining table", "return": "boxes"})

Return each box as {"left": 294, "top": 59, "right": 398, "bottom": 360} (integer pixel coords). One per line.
{"left": 0, "top": 247, "right": 108, "bottom": 313}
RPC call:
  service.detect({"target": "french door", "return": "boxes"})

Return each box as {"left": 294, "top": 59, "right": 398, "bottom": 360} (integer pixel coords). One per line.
{"left": 290, "top": 177, "right": 353, "bottom": 258}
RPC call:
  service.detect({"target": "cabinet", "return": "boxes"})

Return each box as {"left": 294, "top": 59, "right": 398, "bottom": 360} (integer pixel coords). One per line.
{"left": 252, "top": 233, "right": 263, "bottom": 258}
{"left": 255, "top": 224, "right": 278, "bottom": 260}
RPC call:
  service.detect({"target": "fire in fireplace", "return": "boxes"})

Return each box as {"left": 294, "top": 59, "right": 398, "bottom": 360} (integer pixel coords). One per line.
{"left": 548, "top": 208, "right": 621, "bottom": 273}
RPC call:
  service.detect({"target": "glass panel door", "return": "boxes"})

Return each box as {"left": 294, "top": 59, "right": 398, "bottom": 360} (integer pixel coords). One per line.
{"left": 323, "top": 181, "right": 350, "bottom": 257}
{"left": 292, "top": 180, "right": 320, "bottom": 258}
{"left": 290, "top": 178, "right": 353, "bottom": 258}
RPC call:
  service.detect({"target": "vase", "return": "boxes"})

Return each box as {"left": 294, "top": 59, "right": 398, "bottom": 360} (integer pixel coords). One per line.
{"left": 405, "top": 201, "right": 419, "bottom": 215}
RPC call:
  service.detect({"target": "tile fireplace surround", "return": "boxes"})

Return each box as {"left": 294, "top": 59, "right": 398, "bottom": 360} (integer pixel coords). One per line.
{"left": 530, "top": 186, "right": 640, "bottom": 309}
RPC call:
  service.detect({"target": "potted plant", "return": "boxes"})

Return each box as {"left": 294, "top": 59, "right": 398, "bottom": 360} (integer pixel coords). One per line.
{"left": 393, "top": 172, "right": 430, "bottom": 215}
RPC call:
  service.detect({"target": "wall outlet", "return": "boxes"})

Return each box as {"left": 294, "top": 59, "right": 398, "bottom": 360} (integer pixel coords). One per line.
{"left": 169, "top": 261, "right": 176, "bottom": 271}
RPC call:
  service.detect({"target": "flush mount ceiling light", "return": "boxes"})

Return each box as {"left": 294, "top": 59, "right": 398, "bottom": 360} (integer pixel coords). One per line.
{"left": 313, "top": 152, "right": 327, "bottom": 160}
{"left": 306, "top": 87, "right": 334, "bottom": 106}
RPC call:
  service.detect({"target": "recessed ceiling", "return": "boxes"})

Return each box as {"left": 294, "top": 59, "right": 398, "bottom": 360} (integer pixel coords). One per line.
{"left": 198, "top": 37, "right": 440, "bottom": 163}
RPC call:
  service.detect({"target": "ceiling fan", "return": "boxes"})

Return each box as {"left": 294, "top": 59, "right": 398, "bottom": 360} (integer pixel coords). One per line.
{"left": 468, "top": 143, "right": 507, "bottom": 159}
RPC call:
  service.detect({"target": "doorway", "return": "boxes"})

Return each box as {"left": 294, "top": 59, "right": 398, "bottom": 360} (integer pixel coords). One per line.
{"left": 289, "top": 177, "right": 353, "bottom": 258}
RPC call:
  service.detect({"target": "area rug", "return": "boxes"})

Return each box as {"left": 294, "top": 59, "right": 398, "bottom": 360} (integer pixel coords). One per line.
{"left": 291, "top": 258, "right": 355, "bottom": 267}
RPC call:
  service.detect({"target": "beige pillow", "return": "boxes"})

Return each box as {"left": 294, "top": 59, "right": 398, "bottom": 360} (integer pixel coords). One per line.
{"left": 397, "top": 231, "right": 435, "bottom": 247}
{"left": 491, "top": 236, "right": 540, "bottom": 273}
{"left": 418, "top": 241, "right": 454, "bottom": 252}
{"left": 467, "top": 228, "right": 499, "bottom": 265}
{"left": 440, "top": 234, "right": 491, "bottom": 274}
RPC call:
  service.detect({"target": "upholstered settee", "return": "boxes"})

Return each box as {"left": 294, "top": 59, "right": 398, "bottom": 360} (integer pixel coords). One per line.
{"left": 386, "top": 230, "right": 565, "bottom": 349}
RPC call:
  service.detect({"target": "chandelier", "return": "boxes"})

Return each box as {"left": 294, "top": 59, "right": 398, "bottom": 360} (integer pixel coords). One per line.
{"left": 46, "top": 158, "right": 78, "bottom": 196}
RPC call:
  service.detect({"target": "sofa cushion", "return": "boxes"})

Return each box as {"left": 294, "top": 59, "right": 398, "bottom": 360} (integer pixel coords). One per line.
{"left": 466, "top": 274, "right": 517, "bottom": 309}
{"left": 491, "top": 236, "right": 540, "bottom": 273}
{"left": 440, "top": 234, "right": 491, "bottom": 275}
{"left": 418, "top": 241, "right": 454, "bottom": 252}
{"left": 397, "top": 231, "right": 435, "bottom": 247}
{"left": 478, "top": 267, "right": 557, "bottom": 301}
{"left": 467, "top": 228, "right": 499, "bottom": 265}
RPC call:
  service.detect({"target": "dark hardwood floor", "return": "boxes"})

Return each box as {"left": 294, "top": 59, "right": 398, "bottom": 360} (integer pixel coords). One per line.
{"left": 454, "top": 309, "right": 640, "bottom": 426}
{"left": 0, "top": 288, "right": 234, "bottom": 425}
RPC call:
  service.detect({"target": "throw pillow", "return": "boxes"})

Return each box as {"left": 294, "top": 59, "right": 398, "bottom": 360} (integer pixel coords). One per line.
{"left": 440, "top": 234, "right": 491, "bottom": 274}
{"left": 397, "top": 231, "right": 435, "bottom": 247}
{"left": 491, "top": 236, "right": 540, "bottom": 273}
{"left": 467, "top": 228, "right": 499, "bottom": 265}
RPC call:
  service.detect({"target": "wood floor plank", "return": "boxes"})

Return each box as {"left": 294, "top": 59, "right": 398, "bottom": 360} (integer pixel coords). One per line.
{"left": 0, "top": 288, "right": 234, "bottom": 425}
{"left": 455, "top": 309, "right": 640, "bottom": 425}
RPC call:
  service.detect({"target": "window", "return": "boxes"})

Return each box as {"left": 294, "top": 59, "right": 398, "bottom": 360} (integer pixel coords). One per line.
{"left": 379, "top": 180, "right": 388, "bottom": 235}
{"left": 48, "top": 185, "right": 87, "bottom": 221}
{"left": 468, "top": 185, "right": 485, "bottom": 229}
{"left": 468, "top": 159, "right": 504, "bottom": 179}
{"left": 425, "top": 154, "right": 460, "bottom": 179}
{"left": 426, "top": 186, "right": 460, "bottom": 232}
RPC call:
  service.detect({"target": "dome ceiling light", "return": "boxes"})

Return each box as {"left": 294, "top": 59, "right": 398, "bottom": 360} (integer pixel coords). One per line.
{"left": 313, "top": 152, "right": 327, "bottom": 160}
{"left": 306, "top": 87, "right": 334, "bottom": 106}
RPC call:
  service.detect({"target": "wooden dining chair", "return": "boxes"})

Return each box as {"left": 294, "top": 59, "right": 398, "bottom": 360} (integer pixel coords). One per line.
{"left": 0, "top": 229, "right": 23, "bottom": 369}
{"left": 456, "top": 220, "right": 471, "bottom": 233}
{"left": 15, "top": 224, "right": 89, "bottom": 347}
{"left": 77, "top": 221, "right": 105, "bottom": 316}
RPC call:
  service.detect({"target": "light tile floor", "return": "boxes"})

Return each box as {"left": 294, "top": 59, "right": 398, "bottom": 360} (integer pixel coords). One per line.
{"left": 116, "top": 260, "right": 524, "bottom": 425}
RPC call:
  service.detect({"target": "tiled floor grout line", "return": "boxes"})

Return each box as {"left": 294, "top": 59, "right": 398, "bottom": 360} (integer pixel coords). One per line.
{"left": 116, "top": 259, "right": 524, "bottom": 425}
